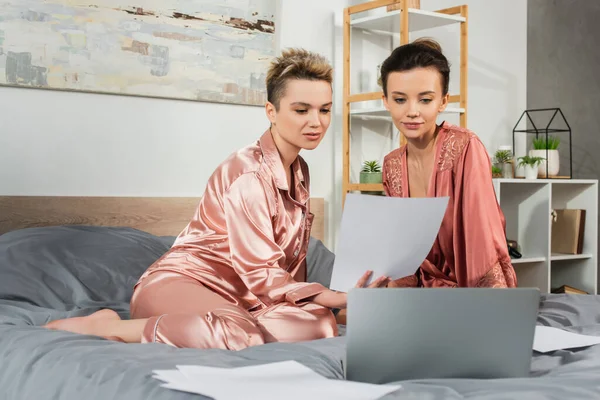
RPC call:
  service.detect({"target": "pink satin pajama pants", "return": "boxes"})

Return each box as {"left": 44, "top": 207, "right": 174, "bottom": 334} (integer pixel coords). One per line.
{"left": 129, "top": 271, "right": 337, "bottom": 351}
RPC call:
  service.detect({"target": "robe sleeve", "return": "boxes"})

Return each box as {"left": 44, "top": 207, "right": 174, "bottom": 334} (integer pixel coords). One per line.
{"left": 452, "top": 137, "right": 517, "bottom": 288}
{"left": 223, "top": 173, "right": 328, "bottom": 306}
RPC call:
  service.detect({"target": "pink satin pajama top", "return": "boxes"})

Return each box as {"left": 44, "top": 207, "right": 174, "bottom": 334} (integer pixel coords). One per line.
{"left": 136, "top": 129, "right": 328, "bottom": 311}
{"left": 382, "top": 122, "right": 518, "bottom": 288}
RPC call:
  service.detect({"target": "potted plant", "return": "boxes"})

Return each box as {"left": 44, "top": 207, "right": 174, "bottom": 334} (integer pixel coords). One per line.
{"left": 360, "top": 160, "right": 382, "bottom": 184}
{"left": 518, "top": 155, "right": 545, "bottom": 180}
{"left": 360, "top": 160, "right": 382, "bottom": 194}
{"left": 494, "top": 149, "right": 513, "bottom": 178}
{"left": 529, "top": 136, "right": 560, "bottom": 177}
{"left": 491, "top": 165, "right": 502, "bottom": 178}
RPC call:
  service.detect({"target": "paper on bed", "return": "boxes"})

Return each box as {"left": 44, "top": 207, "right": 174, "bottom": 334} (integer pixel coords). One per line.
{"left": 153, "top": 360, "right": 401, "bottom": 400}
{"left": 534, "top": 325, "right": 600, "bottom": 353}
{"left": 330, "top": 193, "right": 449, "bottom": 292}
{"left": 176, "top": 360, "right": 326, "bottom": 380}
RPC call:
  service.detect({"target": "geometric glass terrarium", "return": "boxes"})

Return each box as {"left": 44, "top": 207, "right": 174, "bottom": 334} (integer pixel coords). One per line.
{"left": 512, "top": 108, "right": 572, "bottom": 179}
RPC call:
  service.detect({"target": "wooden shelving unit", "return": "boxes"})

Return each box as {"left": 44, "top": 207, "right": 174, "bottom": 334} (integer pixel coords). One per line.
{"left": 341, "top": 0, "right": 468, "bottom": 204}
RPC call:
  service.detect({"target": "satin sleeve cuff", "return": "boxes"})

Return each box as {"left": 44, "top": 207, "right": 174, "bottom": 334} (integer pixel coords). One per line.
{"left": 285, "top": 282, "right": 328, "bottom": 305}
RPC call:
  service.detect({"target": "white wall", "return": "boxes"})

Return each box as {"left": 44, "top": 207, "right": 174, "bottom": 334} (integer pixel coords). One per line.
{"left": 0, "top": 0, "right": 346, "bottom": 248}
{"left": 420, "top": 0, "right": 528, "bottom": 155}
{"left": 0, "top": 88, "right": 265, "bottom": 196}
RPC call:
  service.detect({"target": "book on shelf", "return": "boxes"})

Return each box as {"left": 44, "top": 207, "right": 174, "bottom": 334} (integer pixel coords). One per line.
{"left": 551, "top": 209, "right": 586, "bottom": 254}
{"left": 551, "top": 285, "right": 588, "bottom": 295}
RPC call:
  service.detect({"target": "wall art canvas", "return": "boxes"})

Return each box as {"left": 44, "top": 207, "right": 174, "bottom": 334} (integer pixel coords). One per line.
{"left": 0, "top": 0, "right": 277, "bottom": 106}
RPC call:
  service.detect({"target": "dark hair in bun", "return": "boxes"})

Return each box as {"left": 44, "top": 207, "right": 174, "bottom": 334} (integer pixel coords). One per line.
{"left": 379, "top": 37, "right": 450, "bottom": 96}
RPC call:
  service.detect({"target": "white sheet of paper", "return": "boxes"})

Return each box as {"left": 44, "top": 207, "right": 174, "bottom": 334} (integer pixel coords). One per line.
{"left": 176, "top": 360, "right": 326, "bottom": 381}
{"left": 534, "top": 325, "right": 600, "bottom": 353}
{"left": 153, "top": 361, "right": 401, "bottom": 400}
{"left": 330, "top": 193, "right": 449, "bottom": 292}
{"left": 153, "top": 369, "right": 189, "bottom": 384}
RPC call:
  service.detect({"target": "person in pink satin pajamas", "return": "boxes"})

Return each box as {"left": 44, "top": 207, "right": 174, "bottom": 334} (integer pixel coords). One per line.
{"left": 380, "top": 38, "right": 517, "bottom": 289}
{"left": 44, "top": 48, "right": 389, "bottom": 349}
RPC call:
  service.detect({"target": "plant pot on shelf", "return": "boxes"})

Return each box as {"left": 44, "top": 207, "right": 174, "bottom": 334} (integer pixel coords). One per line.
{"left": 492, "top": 164, "right": 502, "bottom": 178}
{"left": 501, "top": 162, "right": 514, "bottom": 179}
{"left": 515, "top": 164, "right": 525, "bottom": 178}
{"left": 359, "top": 171, "right": 383, "bottom": 195}
{"left": 518, "top": 155, "right": 545, "bottom": 180}
{"left": 529, "top": 149, "right": 559, "bottom": 177}
{"left": 524, "top": 165, "right": 538, "bottom": 180}
{"left": 360, "top": 160, "right": 383, "bottom": 195}
{"left": 359, "top": 171, "right": 382, "bottom": 184}
{"left": 493, "top": 148, "right": 514, "bottom": 179}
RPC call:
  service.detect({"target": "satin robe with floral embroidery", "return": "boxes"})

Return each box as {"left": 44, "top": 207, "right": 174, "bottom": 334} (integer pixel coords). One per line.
{"left": 382, "top": 122, "right": 517, "bottom": 288}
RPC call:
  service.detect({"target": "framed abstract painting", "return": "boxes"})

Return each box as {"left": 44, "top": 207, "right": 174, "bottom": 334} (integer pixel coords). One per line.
{"left": 0, "top": 0, "right": 278, "bottom": 106}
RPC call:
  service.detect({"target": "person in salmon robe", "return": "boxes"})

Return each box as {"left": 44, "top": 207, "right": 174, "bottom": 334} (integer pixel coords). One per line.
{"left": 380, "top": 38, "right": 517, "bottom": 289}
{"left": 44, "top": 49, "right": 389, "bottom": 349}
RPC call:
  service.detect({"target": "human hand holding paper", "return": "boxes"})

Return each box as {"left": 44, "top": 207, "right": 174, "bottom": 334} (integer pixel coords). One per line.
{"left": 330, "top": 194, "right": 449, "bottom": 292}
{"left": 310, "top": 270, "right": 390, "bottom": 308}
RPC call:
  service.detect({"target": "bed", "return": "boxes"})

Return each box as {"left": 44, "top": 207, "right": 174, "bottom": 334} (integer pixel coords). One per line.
{"left": 1, "top": 196, "right": 600, "bottom": 399}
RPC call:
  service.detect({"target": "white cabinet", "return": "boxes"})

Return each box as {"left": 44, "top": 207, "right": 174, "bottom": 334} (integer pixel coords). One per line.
{"left": 493, "top": 179, "right": 598, "bottom": 294}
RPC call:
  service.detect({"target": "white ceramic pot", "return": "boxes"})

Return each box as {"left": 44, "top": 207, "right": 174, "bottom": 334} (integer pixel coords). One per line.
{"left": 529, "top": 149, "right": 559, "bottom": 177}
{"left": 524, "top": 165, "right": 538, "bottom": 180}
{"left": 515, "top": 164, "right": 525, "bottom": 178}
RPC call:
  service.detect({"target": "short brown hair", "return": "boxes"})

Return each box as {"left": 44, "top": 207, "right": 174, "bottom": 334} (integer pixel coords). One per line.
{"left": 266, "top": 48, "right": 333, "bottom": 109}
{"left": 379, "top": 38, "right": 450, "bottom": 97}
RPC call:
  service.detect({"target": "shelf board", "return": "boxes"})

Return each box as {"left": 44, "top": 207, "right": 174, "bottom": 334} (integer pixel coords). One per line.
{"left": 350, "top": 106, "right": 465, "bottom": 120}
{"left": 511, "top": 256, "right": 546, "bottom": 264}
{"left": 551, "top": 253, "right": 593, "bottom": 261}
{"left": 348, "top": 92, "right": 461, "bottom": 104}
{"left": 346, "top": 183, "right": 384, "bottom": 192}
{"left": 350, "top": 107, "right": 465, "bottom": 121}
{"left": 350, "top": 8, "right": 465, "bottom": 34}
{"left": 494, "top": 178, "right": 596, "bottom": 184}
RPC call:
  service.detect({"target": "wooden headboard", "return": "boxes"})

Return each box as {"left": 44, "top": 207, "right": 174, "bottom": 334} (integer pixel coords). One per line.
{"left": 0, "top": 196, "right": 325, "bottom": 242}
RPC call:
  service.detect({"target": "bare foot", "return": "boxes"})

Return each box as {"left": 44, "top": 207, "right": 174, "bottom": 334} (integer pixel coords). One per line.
{"left": 44, "top": 309, "right": 124, "bottom": 341}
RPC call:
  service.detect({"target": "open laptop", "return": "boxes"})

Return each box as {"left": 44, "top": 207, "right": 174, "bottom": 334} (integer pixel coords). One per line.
{"left": 345, "top": 287, "right": 540, "bottom": 384}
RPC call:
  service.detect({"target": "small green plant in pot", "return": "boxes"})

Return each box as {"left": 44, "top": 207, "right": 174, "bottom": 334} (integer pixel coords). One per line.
{"left": 494, "top": 149, "right": 514, "bottom": 178}
{"left": 360, "top": 160, "right": 382, "bottom": 184}
{"left": 518, "top": 155, "right": 545, "bottom": 180}
{"left": 360, "top": 160, "right": 383, "bottom": 194}
{"left": 491, "top": 165, "right": 502, "bottom": 178}
{"left": 529, "top": 136, "right": 560, "bottom": 177}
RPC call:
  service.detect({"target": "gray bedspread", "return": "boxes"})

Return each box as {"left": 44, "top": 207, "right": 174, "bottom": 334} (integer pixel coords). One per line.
{"left": 2, "top": 226, "right": 600, "bottom": 399}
